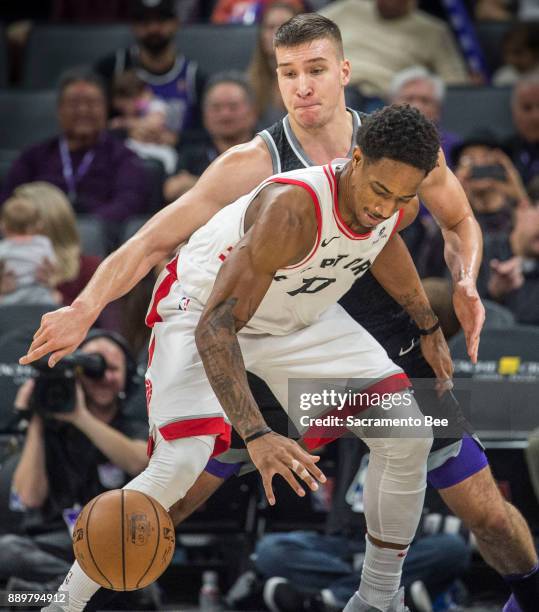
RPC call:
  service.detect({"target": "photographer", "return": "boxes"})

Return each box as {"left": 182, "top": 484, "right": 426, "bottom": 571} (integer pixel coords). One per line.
{"left": 0, "top": 331, "right": 148, "bottom": 590}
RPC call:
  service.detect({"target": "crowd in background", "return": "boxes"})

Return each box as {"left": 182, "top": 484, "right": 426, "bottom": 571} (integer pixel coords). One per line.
{"left": 0, "top": 0, "right": 538, "bottom": 340}
{"left": 0, "top": 0, "right": 538, "bottom": 610}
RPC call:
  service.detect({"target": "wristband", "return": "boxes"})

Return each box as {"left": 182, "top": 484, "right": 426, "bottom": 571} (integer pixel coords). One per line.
{"left": 418, "top": 320, "right": 441, "bottom": 336}
{"left": 244, "top": 426, "right": 273, "bottom": 444}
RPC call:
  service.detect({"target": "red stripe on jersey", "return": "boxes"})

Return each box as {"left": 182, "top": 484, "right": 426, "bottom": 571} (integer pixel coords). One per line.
{"left": 159, "top": 417, "right": 232, "bottom": 457}
{"left": 145, "top": 255, "right": 178, "bottom": 328}
{"left": 147, "top": 336, "right": 156, "bottom": 368}
{"left": 268, "top": 177, "right": 322, "bottom": 270}
{"left": 323, "top": 165, "right": 334, "bottom": 200}
{"left": 389, "top": 208, "right": 405, "bottom": 238}
{"left": 326, "top": 163, "right": 373, "bottom": 240}
{"left": 302, "top": 372, "right": 411, "bottom": 450}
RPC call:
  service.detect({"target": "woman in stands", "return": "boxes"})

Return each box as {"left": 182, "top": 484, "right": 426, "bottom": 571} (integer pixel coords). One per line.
{"left": 246, "top": 1, "right": 301, "bottom": 127}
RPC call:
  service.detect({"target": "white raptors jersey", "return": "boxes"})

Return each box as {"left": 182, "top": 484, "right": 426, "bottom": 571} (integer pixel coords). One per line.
{"left": 176, "top": 160, "right": 403, "bottom": 335}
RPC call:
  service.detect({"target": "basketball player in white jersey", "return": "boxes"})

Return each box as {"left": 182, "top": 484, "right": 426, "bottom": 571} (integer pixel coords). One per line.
{"left": 48, "top": 104, "right": 443, "bottom": 612}
{"left": 26, "top": 14, "right": 537, "bottom": 612}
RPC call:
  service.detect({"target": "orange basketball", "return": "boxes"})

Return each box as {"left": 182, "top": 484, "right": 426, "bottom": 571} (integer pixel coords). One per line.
{"left": 73, "top": 490, "right": 175, "bottom": 591}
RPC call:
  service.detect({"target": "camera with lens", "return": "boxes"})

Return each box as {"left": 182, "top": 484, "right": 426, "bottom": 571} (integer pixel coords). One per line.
{"left": 30, "top": 352, "right": 107, "bottom": 416}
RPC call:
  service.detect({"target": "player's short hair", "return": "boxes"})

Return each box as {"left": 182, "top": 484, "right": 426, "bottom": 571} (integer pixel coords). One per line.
{"left": 1, "top": 195, "right": 40, "bottom": 234}
{"left": 274, "top": 13, "right": 344, "bottom": 58}
{"left": 357, "top": 104, "right": 440, "bottom": 175}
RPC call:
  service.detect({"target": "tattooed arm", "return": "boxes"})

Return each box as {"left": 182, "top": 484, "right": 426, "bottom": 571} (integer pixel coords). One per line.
{"left": 195, "top": 183, "right": 325, "bottom": 505}
{"left": 370, "top": 203, "right": 453, "bottom": 384}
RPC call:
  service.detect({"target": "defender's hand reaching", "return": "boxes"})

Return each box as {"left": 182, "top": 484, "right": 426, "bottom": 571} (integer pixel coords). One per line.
{"left": 19, "top": 303, "right": 96, "bottom": 367}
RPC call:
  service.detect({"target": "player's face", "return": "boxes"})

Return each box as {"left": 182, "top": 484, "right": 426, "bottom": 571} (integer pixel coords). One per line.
{"left": 80, "top": 338, "right": 127, "bottom": 411}
{"left": 348, "top": 147, "right": 424, "bottom": 231}
{"left": 276, "top": 38, "right": 350, "bottom": 130}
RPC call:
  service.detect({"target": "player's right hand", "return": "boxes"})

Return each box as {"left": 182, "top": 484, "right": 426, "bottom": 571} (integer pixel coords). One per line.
{"left": 246, "top": 432, "right": 327, "bottom": 506}
{"left": 19, "top": 304, "right": 95, "bottom": 367}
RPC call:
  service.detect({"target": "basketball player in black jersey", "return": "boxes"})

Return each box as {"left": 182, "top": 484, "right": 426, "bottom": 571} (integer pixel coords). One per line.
{"left": 24, "top": 14, "right": 536, "bottom": 612}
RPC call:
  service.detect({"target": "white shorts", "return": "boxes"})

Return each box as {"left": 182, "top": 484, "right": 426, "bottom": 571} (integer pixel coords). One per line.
{"left": 144, "top": 261, "right": 409, "bottom": 456}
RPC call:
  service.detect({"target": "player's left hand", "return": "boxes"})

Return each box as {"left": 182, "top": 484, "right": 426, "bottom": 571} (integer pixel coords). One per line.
{"left": 419, "top": 328, "right": 454, "bottom": 394}
{"left": 452, "top": 278, "right": 485, "bottom": 364}
{"left": 246, "top": 432, "right": 326, "bottom": 506}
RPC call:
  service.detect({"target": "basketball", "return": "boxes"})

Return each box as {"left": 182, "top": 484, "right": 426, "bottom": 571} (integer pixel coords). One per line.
{"left": 73, "top": 490, "right": 175, "bottom": 591}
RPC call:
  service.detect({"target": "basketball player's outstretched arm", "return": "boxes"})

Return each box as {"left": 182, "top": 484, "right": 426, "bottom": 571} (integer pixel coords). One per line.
{"left": 19, "top": 138, "right": 274, "bottom": 367}
{"left": 418, "top": 150, "right": 485, "bottom": 363}
{"left": 195, "top": 183, "right": 326, "bottom": 506}
{"left": 370, "top": 203, "right": 453, "bottom": 386}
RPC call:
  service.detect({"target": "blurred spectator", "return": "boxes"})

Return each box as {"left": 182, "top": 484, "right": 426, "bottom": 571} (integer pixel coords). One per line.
{"left": 247, "top": 2, "right": 300, "bottom": 127}
{"left": 256, "top": 439, "right": 471, "bottom": 612}
{"left": 504, "top": 73, "right": 539, "bottom": 185}
{"left": 528, "top": 174, "right": 539, "bottom": 200}
{"left": 212, "top": 0, "right": 303, "bottom": 24}
{"left": 95, "top": 0, "right": 205, "bottom": 143}
{"left": 164, "top": 72, "right": 257, "bottom": 201}
{"left": 0, "top": 332, "right": 147, "bottom": 591}
{"left": 0, "top": 70, "right": 149, "bottom": 225}
{"left": 0, "top": 196, "right": 57, "bottom": 306}
{"left": 453, "top": 131, "right": 529, "bottom": 235}
{"left": 520, "top": 0, "right": 539, "bottom": 20}
{"left": 492, "top": 22, "right": 539, "bottom": 86}
{"left": 10, "top": 183, "right": 101, "bottom": 309}
{"left": 478, "top": 202, "right": 539, "bottom": 325}
{"left": 110, "top": 70, "right": 178, "bottom": 174}
{"left": 474, "top": 0, "right": 516, "bottom": 22}
{"left": 388, "top": 66, "right": 461, "bottom": 164}
{"left": 320, "top": 0, "right": 469, "bottom": 103}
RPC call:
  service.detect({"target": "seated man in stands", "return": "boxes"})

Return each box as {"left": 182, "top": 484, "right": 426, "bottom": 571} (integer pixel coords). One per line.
{"left": 94, "top": 0, "right": 205, "bottom": 144}
{"left": 164, "top": 71, "right": 257, "bottom": 201}
{"left": 0, "top": 331, "right": 148, "bottom": 599}
{"left": 320, "top": 0, "right": 469, "bottom": 106}
{"left": 387, "top": 66, "right": 461, "bottom": 166}
{"left": 0, "top": 69, "right": 149, "bottom": 226}
{"left": 505, "top": 73, "right": 539, "bottom": 186}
